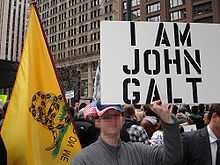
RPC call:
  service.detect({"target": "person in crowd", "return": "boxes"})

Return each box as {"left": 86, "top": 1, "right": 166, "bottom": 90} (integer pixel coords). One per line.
{"left": 71, "top": 100, "right": 182, "bottom": 165}
{"left": 127, "top": 122, "right": 149, "bottom": 144}
{"left": 74, "top": 116, "right": 100, "bottom": 148}
{"left": 149, "top": 121, "right": 163, "bottom": 145}
{"left": 176, "top": 106, "right": 189, "bottom": 133}
{"left": 68, "top": 104, "right": 100, "bottom": 148}
{"left": 171, "top": 104, "right": 178, "bottom": 116}
{"left": 143, "top": 104, "right": 157, "bottom": 116}
{"left": 135, "top": 105, "right": 145, "bottom": 123}
{"left": 176, "top": 106, "right": 187, "bottom": 124}
{"left": 182, "top": 104, "right": 220, "bottom": 165}
{"left": 198, "top": 103, "right": 207, "bottom": 117}
{"left": 203, "top": 111, "right": 210, "bottom": 126}
{"left": 140, "top": 116, "right": 158, "bottom": 138}
{"left": 189, "top": 105, "right": 204, "bottom": 129}
{"left": 120, "top": 104, "right": 139, "bottom": 142}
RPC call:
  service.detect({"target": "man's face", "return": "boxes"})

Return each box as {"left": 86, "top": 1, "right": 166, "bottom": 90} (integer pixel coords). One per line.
{"left": 214, "top": 113, "right": 220, "bottom": 130}
{"left": 203, "top": 113, "right": 209, "bottom": 125}
{"left": 99, "top": 109, "right": 124, "bottom": 136}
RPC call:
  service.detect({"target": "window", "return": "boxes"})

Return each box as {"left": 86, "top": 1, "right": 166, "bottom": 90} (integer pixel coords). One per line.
{"left": 146, "top": 15, "right": 160, "bottom": 22}
{"left": 170, "top": 0, "right": 184, "bottom": 8}
{"left": 147, "top": 2, "right": 160, "bottom": 13}
{"left": 132, "top": 0, "right": 140, "bottom": 6}
{"left": 170, "top": 10, "right": 186, "bottom": 21}
{"left": 131, "top": 9, "right": 140, "bottom": 19}
{"left": 123, "top": 0, "right": 140, "bottom": 10}
{"left": 105, "top": 6, "right": 108, "bottom": 13}
{"left": 192, "top": 2, "right": 212, "bottom": 16}
{"left": 123, "top": 1, "right": 127, "bottom": 10}
{"left": 81, "top": 80, "right": 88, "bottom": 97}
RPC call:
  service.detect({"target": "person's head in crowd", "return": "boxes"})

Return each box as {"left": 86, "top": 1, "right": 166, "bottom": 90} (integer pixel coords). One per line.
{"left": 140, "top": 116, "right": 160, "bottom": 138}
{"left": 171, "top": 104, "right": 178, "bottom": 115}
{"left": 198, "top": 104, "right": 205, "bottom": 114}
{"left": 207, "top": 104, "right": 220, "bottom": 138}
{"left": 143, "top": 104, "right": 157, "bottom": 116}
{"left": 203, "top": 111, "right": 210, "bottom": 125}
{"left": 178, "top": 105, "right": 187, "bottom": 114}
{"left": 75, "top": 101, "right": 80, "bottom": 109}
{"left": 176, "top": 113, "right": 188, "bottom": 124}
{"left": 183, "top": 104, "right": 191, "bottom": 113}
{"left": 176, "top": 106, "right": 187, "bottom": 124}
{"left": 191, "top": 105, "right": 199, "bottom": 114}
{"left": 123, "top": 104, "right": 136, "bottom": 120}
{"left": 133, "top": 104, "right": 141, "bottom": 110}
{"left": 94, "top": 103, "right": 124, "bottom": 142}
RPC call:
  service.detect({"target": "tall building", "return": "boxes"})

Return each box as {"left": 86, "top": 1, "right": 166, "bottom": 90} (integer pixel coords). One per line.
{"left": 36, "top": 0, "right": 120, "bottom": 99}
{"left": 121, "top": 0, "right": 220, "bottom": 23}
{"left": 0, "top": 0, "right": 6, "bottom": 55}
{"left": 0, "top": 0, "right": 29, "bottom": 61}
{"left": 0, "top": 0, "right": 30, "bottom": 95}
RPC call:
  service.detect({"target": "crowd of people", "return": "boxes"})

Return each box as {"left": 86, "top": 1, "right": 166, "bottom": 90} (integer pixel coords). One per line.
{"left": 70, "top": 101, "right": 219, "bottom": 165}
{"left": 0, "top": 99, "right": 219, "bottom": 165}
{"left": 71, "top": 102, "right": 210, "bottom": 147}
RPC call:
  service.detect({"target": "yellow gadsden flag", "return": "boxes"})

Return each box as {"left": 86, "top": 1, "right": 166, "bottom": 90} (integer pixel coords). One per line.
{"left": 1, "top": 4, "right": 81, "bottom": 165}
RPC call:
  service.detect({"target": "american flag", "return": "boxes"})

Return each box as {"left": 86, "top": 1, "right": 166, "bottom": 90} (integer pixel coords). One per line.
{"left": 82, "top": 100, "right": 98, "bottom": 119}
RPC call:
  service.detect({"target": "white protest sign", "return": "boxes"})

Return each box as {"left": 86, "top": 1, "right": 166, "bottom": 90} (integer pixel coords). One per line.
{"left": 100, "top": 21, "right": 220, "bottom": 104}
{"left": 183, "top": 124, "right": 197, "bottom": 132}
{"left": 65, "top": 90, "right": 74, "bottom": 99}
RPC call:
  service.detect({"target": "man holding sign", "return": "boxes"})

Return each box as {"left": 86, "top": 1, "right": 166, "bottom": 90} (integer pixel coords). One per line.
{"left": 71, "top": 100, "right": 182, "bottom": 165}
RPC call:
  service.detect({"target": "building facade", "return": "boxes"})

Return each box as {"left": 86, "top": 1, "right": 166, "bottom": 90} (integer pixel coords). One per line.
{"left": 36, "top": 0, "right": 120, "bottom": 99}
{"left": 121, "top": 0, "right": 220, "bottom": 23}
{"left": 0, "top": 0, "right": 6, "bottom": 55}
{"left": 0, "top": 0, "right": 29, "bottom": 61}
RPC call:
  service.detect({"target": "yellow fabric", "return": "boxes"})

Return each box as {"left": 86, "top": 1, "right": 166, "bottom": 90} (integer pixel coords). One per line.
{"left": 1, "top": 5, "right": 81, "bottom": 165}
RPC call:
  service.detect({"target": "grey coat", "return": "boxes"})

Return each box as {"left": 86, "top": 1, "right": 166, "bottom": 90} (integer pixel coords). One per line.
{"left": 71, "top": 120, "right": 182, "bottom": 165}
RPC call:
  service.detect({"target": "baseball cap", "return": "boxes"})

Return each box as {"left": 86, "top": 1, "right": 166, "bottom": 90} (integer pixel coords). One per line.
{"left": 96, "top": 101, "right": 124, "bottom": 117}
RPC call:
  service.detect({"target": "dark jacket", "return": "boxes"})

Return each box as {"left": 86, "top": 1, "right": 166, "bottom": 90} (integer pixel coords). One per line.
{"left": 120, "top": 118, "right": 139, "bottom": 142}
{"left": 182, "top": 127, "right": 212, "bottom": 165}
{"left": 75, "top": 119, "right": 100, "bottom": 148}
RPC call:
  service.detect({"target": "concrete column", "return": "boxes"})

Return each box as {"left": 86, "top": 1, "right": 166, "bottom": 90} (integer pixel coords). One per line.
{"left": 185, "top": 0, "right": 193, "bottom": 22}
{"left": 161, "top": 0, "right": 170, "bottom": 21}
{"left": 213, "top": 0, "right": 220, "bottom": 23}
{"left": 87, "top": 62, "right": 93, "bottom": 98}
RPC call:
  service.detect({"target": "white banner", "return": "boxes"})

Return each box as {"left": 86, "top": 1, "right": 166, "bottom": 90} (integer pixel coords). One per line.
{"left": 101, "top": 21, "right": 220, "bottom": 104}
{"left": 65, "top": 90, "right": 74, "bottom": 99}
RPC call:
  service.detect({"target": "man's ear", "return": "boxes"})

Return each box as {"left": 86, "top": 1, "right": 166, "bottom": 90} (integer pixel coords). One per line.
{"left": 212, "top": 112, "right": 218, "bottom": 120}
{"left": 95, "top": 119, "right": 101, "bottom": 128}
